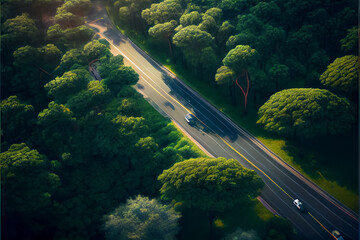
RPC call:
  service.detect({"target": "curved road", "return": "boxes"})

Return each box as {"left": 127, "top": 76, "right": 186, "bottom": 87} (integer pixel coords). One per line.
{"left": 86, "top": 3, "right": 359, "bottom": 239}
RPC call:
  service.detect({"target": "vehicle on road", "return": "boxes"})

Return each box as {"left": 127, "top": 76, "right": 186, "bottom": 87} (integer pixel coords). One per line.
{"left": 332, "top": 230, "right": 345, "bottom": 240}
{"left": 293, "top": 199, "right": 306, "bottom": 212}
{"left": 185, "top": 113, "right": 196, "bottom": 126}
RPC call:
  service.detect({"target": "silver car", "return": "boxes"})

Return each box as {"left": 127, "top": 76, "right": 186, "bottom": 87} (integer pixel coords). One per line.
{"left": 293, "top": 199, "right": 306, "bottom": 212}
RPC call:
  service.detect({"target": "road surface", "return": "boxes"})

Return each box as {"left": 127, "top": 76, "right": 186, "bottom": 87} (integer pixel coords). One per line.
{"left": 85, "top": 3, "right": 359, "bottom": 239}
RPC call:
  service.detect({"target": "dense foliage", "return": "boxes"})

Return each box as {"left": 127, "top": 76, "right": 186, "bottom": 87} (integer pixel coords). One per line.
{"left": 104, "top": 195, "right": 181, "bottom": 240}
{"left": 3, "top": 0, "right": 356, "bottom": 238}
{"left": 109, "top": 0, "right": 358, "bottom": 149}
{"left": 158, "top": 157, "right": 264, "bottom": 211}
{"left": 320, "top": 55, "right": 359, "bottom": 97}
{"left": 0, "top": 1, "right": 208, "bottom": 239}
{"left": 257, "top": 88, "right": 355, "bottom": 138}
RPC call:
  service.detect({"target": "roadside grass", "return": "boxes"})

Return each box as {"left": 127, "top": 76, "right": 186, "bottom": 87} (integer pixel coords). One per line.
{"left": 255, "top": 200, "right": 275, "bottom": 221}
{"left": 258, "top": 137, "right": 359, "bottom": 212}
{"left": 106, "top": 9, "right": 359, "bottom": 212}
{"left": 178, "top": 199, "right": 274, "bottom": 240}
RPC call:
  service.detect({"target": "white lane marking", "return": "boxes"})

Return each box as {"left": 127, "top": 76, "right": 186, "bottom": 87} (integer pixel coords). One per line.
{"left": 232, "top": 139, "right": 359, "bottom": 231}
{"left": 90, "top": 20, "right": 358, "bottom": 230}
{"left": 263, "top": 186, "right": 326, "bottom": 240}
{"left": 138, "top": 75, "right": 234, "bottom": 160}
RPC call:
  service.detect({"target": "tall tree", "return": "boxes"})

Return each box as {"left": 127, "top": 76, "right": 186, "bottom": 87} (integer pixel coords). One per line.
{"left": 37, "top": 101, "right": 76, "bottom": 155}
{"left": 97, "top": 55, "right": 124, "bottom": 79}
{"left": 58, "top": 0, "right": 92, "bottom": 16}
{"left": 173, "top": 25, "right": 214, "bottom": 53}
{"left": 12, "top": 45, "right": 41, "bottom": 67}
{"left": 45, "top": 69, "right": 90, "bottom": 102}
{"left": 54, "top": 9, "right": 84, "bottom": 29}
{"left": 55, "top": 49, "right": 86, "bottom": 74}
{"left": 340, "top": 26, "right": 358, "bottom": 55}
{"left": 1, "top": 143, "right": 60, "bottom": 214}
{"left": 102, "top": 66, "right": 139, "bottom": 95}
{"left": 0, "top": 96, "right": 35, "bottom": 145}
{"left": 39, "top": 44, "right": 63, "bottom": 69}
{"left": 257, "top": 88, "right": 355, "bottom": 138}
{"left": 158, "top": 157, "right": 263, "bottom": 210}
{"left": 66, "top": 80, "right": 111, "bottom": 115}
{"left": 179, "top": 11, "right": 202, "bottom": 27}
{"left": 104, "top": 195, "right": 181, "bottom": 240}
{"left": 319, "top": 55, "right": 359, "bottom": 97}
{"left": 1, "top": 13, "right": 39, "bottom": 50}
{"left": 172, "top": 25, "right": 215, "bottom": 72}
{"left": 216, "top": 45, "right": 258, "bottom": 110}
{"left": 114, "top": 0, "right": 152, "bottom": 30}
{"left": 63, "top": 25, "right": 95, "bottom": 48}
{"left": 268, "top": 63, "right": 290, "bottom": 91}
{"left": 1, "top": 143, "right": 60, "bottom": 240}
{"left": 83, "top": 40, "right": 110, "bottom": 62}
{"left": 158, "top": 157, "right": 263, "bottom": 235}
{"left": 141, "top": 0, "right": 182, "bottom": 25}
{"left": 148, "top": 20, "right": 178, "bottom": 58}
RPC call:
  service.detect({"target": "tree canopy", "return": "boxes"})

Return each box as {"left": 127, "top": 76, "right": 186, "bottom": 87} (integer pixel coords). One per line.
{"left": 103, "top": 66, "right": 139, "bottom": 95}
{"left": 340, "top": 27, "right": 358, "bottom": 54}
{"left": 1, "top": 143, "right": 60, "bottom": 215}
{"left": 1, "top": 13, "right": 39, "bottom": 49}
{"left": 141, "top": 0, "right": 182, "bottom": 24}
{"left": 83, "top": 40, "right": 110, "bottom": 62}
{"left": 158, "top": 157, "right": 264, "bottom": 211}
{"left": 0, "top": 96, "right": 35, "bottom": 145}
{"left": 104, "top": 195, "right": 181, "bottom": 240}
{"left": 257, "top": 88, "right": 355, "bottom": 138}
{"left": 320, "top": 55, "right": 359, "bottom": 96}
{"left": 222, "top": 45, "right": 258, "bottom": 74}
{"left": 45, "top": 69, "right": 91, "bottom": 102}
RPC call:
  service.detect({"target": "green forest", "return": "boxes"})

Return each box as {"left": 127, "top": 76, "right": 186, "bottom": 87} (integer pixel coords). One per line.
{"left": 107, "top": 0, "right": 359, "bottom": 209}
{"left": 0, "top": 0, "right": 358, "bottom": 239}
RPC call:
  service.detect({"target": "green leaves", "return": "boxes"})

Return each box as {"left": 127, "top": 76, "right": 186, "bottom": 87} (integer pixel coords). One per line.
{"left": 223, "top": 45, "right": 258, "bottom": 74}
{"left": 66, "top": 80, "right": 111, "bottom": 115}
{"left": 1, "top": 143, "right": 60, "bottom": 215}
{"left": 340, "top": 27, "right": 358, "bottom": 54}
{"left": 215, "top": 66, "right": 235, "bottom": 85}
{"left": 173, "top": 25, "right": 214, "bottom": 49}
{"left": 179, "top": 11, "right": 202, "bottom": 27}
{"left": 103, "top": 65, "right": 139, "bottom": 95}
{"left": 257, "top": 88, "right": 355, "bottom": 138}
{"left": 83, "top": 40, "right": 110, "bottom": 62}
{"left": 0, "top": 96, "right": 35, "bottom": 144}
{"left": 320, "top": 55, "right": 359, "bottom": 95}
{"left": 141, "top": 0, "right": 182, "bottom": 25}
{"left": 148, "top": 20, "right": 178, "bottom": 39}
{"left": 45, "top": 69, "right": 91, "bottom": 102}
{"left": 2, "top": 13, "right": 39, "bottom": 48}
{"left": 104, "top": 195, "right": 181, "bottom": 240}
{"left": 158, "top": 157, "right": 264, "bottom": 212}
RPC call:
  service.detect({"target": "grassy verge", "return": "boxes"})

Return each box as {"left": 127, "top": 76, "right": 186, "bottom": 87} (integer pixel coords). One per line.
{"left": 107, "top": 9, "right": 359, "bottom": 212}
{"left": 258, "top": 137, "right": 359, "bottom": 212}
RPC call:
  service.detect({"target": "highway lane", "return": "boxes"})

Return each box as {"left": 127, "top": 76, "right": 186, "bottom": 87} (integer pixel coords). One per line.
{"left": 86, "top": 4, "right": 359, "bottom": 239}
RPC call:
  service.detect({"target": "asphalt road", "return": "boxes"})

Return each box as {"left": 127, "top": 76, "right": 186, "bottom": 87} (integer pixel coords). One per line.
{"left": 86, "top": 3, "right": 359, "bottom": 239}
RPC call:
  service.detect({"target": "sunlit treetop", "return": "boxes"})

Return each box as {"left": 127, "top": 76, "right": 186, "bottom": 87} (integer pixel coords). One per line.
{"left": 257, "top": 88, "right": 355, "bottom": 138}
{"left": 320, "top": 55, "right": 359, "bottom": 95}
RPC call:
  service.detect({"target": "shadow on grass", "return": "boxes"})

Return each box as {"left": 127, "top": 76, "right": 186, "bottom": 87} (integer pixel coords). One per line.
{"left": 283, "top": 128, "right": 358, "bottom": 193}
{"left": 177, "top": 199, "right": 271, "bottom": 240}
{"left": 107, "top": 7, "right": 359, "bottom": 212}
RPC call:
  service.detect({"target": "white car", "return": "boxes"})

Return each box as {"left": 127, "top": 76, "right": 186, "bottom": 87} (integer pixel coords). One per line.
{"left": 185, "top": 113, "right": 195, "bottom": 126}
{"left": 293, "top": 199, "right": 306, "bottom": 212}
